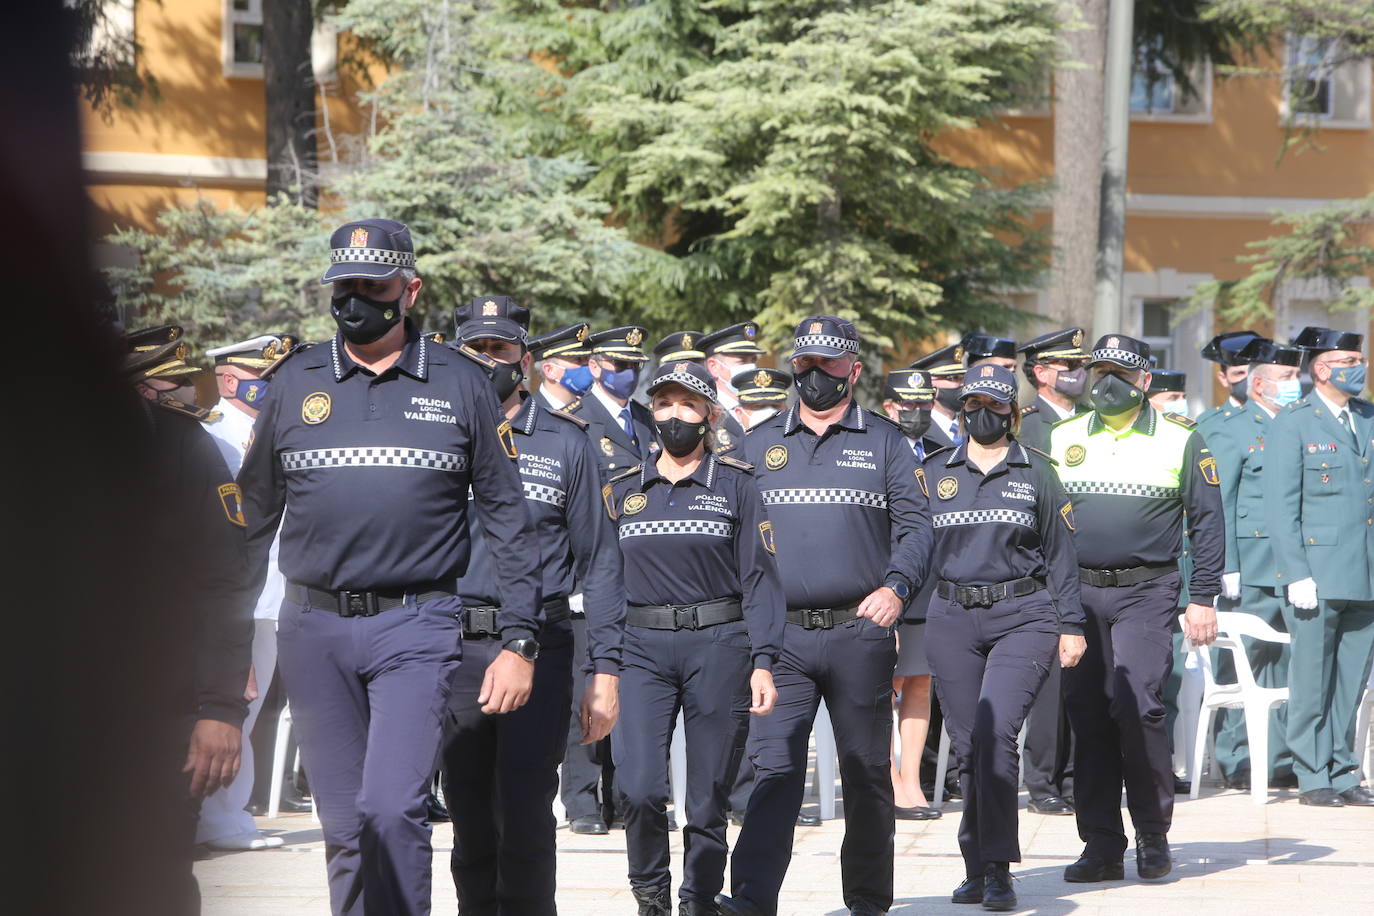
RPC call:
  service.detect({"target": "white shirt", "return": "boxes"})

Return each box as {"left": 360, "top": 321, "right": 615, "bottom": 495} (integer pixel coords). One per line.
{"left": 1314, "top": 387, "right": 1353, "bottom": 433}
{"left": 1043, "top": 396, "right": 1076, "bottom": 421}
{"left": 202, "top": 398, "right": 284, "bottom": 621}
{"left": 538, "top": 385, "right": 571, "bottom": 411}
{"left": 592, "top": 382, "right": 632, "bottom": 426}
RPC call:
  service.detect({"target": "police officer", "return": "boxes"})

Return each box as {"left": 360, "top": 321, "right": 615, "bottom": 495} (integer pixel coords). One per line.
{"left": 1198, "top": 331, "right": 1264, "bottom": 425}
{"left": 442, "top": 297, "right": 626, "bottom": 913}
{"left": 1203, "top": 338, "right": 1304, "bottom": 791}
{"left": 126, "top": 325, "right": 255, "bottom": 907}
{"left": 1050, "top": 334, "right": 1224, "bottom": 883}
{"left": 570, "top": 326, "right": 657, "bottom": 476}
{"left": 881, "top": 367, "right": 942, "bottom": 460}
{"left": 196, "top": 332, "right": 299, "bottom": 852}
{"left": 653, "top": 331, "right": 708, "bottom": 365}
{"left": 910, "top": 342, "right": 966, "bottom": 448}
{"left": 530, "top": 323, "right": 594, "bottom": 411}
{"left": 727, "top": 367, "right": 791, "bottom": 435}
{"left": 922, "top": 364, "right": 1086, "bottom": 911}
{"left": 720, "top": 316, "right": 932, "bottom": 916}
{"left": 1146, "top": 370, "right": 1188, "bottom": 415}
{"left": 1016, "top": 328, "right": 1090, "bottom": 454}
{"left": 237, "top": 219, "right": 543, "bottom": 915}
{"left": 700, "top": 322, "right": 769, "bottom": 447}
{"left": 1264, "top": 326, "right": 1374, "bottom": 807}
{"left": 608, "top": 360, "right": 783, "bottom": 916}
{"left": 962, "top": 333, "right": 1018, "bottom": 371}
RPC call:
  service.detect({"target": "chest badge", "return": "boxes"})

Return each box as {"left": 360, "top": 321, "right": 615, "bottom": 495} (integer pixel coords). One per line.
{"left": 623, "top": 493, "right": 648, "bottom": 516}
{"left": 302, "top": 391, "right": 331, "bottom": 425}
{"left": 716, "top": 427, "right": 733, "bottom": 448}
{"left": 1065, "top": 444, "right": 1086, "bottom": 467}
{"left": 764, "top": 445, "right": 788, "bottom": 471}
{"left": 936, "top": 476, "right": 959, "bottom": 500}
{"left": 600, "top": 437, "right": 615, "bottom": 457}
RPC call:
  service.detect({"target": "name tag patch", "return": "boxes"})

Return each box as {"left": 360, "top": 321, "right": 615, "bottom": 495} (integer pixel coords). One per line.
{"left": 405, "top": 396, "right": 455, "bottom": 424}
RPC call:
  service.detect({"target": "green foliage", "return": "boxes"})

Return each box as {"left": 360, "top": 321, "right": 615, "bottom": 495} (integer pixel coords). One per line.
{"left": 1191, "top": 193, "right": 1374, "bottom": 322}
{"left": 1202, "top": 0, "right": 1374, "bottom": 64}
{"left": 67, "top": 0, "right": 160, "bottom": 121}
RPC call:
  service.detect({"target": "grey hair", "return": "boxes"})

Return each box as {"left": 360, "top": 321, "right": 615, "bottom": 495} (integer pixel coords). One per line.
{"left": 399, "top": 267, "right": 418, "bottom": 283}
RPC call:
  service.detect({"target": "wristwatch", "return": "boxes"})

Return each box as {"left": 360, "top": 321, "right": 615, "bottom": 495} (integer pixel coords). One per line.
{"left": 884, "top": 579, "right": 911, "bottom": 602}
{"left": 503, "top": 637, "right": 540, "bottom": 662}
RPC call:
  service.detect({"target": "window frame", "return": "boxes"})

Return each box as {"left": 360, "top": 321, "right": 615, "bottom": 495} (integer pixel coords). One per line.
{"left": 1280, "top": 34, "right": 1373, "bottom": 130}
{"left": 1129, "top": 57, "right": 1213, "bottom": 124}
{"left": 222, "top": 0, "right": 265, "bottom": 79}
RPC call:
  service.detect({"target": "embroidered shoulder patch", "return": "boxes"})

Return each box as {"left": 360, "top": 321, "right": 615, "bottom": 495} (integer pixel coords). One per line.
{"left": 602, "top": 483, "right": 617, "bottom": 521}
{"left": 759, "top": 521, "right": 776, "bottom": 554}
{"left": 914, "top": 467, "right": 929, "bottom": 498}
{"left": 1059, "top": 501, "right": 1075, "bottom": 532}
{"left": 497, "top": 419, "right": 518, "bottom": 459}
{"left": 1199, "top": 455, "right": 1219, "bottom": 486}
{"left": 218, "top": 483, "right": 246, "bottom": 527}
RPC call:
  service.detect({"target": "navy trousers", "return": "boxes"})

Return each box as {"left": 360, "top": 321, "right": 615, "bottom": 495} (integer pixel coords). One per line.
{"left": 440, "top": 621, "right": 573, "bottom": 916}
{"left": 925, "top": 593, "right": 1057, "bottom": 874}
{"left": 276, "top": 594, "right": 463, "bottom": 916}
{"left": 1020, "top": 655, "right": 1073, "bottom": 802}
{"left": 1064, "top": 573, "right": 1179, "bottom": 857}
{"left": 613, "top": 621, "right": 752, "bottom": 904}
{"left": 730, "top": 618, "right": 896, "bottom": 914}
{"left": 559, "top": 616, "right": 615, "bottom": 821}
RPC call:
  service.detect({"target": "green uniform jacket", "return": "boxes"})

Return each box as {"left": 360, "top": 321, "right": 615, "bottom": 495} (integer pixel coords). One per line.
{"left": 1204, "top": 401, "right": 1278, "bottom": 587}
{"left": 1263, "top": 395, "right": 1374, "bottom": 601}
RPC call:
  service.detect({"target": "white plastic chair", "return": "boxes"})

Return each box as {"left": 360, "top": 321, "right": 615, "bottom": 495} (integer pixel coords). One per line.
{"left": 1355, "top": 679, "right": 1374, "bottom": 783}
{"left": 267, "top": 704, "right": 318, "bottom": 822}
{"left": 1183, "top": 611, "right": 1291, "bottom": 805}
{"left": 931, "top": 724, "right": 952, "bottom": 810}
{"left": 813, "top": 701, "right": 838, "bottom": 820}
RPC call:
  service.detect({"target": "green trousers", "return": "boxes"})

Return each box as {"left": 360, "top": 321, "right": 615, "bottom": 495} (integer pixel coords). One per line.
{"left": 1212, "top": 587, "right": 1294, "bottom": 781}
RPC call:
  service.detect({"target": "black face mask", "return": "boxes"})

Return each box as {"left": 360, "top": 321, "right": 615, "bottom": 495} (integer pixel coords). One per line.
{"left": 1229, "top": 377, "right": 1249, "bottom": 405}
{"left": 1089, "top": 372, "right": 1144, "bottom": 416}
{"left": 935, "top": 385, "right": 963, "bottom": 412}
{"left": 331, "top": 291, "right": 404, "bottom": 345}
{"left": 1053, "top": 368, "right": 1088, "bottom": 399}
{"left": 963, "top": 406, "right": 1011, "bottom": 445}
{"left": 897, "top": 406, "right": 932, "bottom": 441}
{"left": 490, "top": 359, "right": 524, "bottom": 403}
{"left": 793, "top": 366, "right": 850, "bottom": 411}
{"left": 654, "top": 417, "right": 708, "bottom": 458}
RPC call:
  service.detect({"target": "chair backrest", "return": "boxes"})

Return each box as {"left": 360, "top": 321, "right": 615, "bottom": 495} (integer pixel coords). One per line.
{"left": 1181, "top": 611, "right": 1290, "bottom": 693}
{"left": 1214, "top": 610, "right": 1292, "bottom": 646}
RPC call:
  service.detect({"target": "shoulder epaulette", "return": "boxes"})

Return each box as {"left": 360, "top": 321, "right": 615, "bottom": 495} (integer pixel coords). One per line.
{"left": 610, "top": 465, "right": 641, "bottom": 483}
{"left": 1022, "top": 444, "right": 1058, "bottom": 466}
{"left": 260, "top": 340, "right": 315, "bottom": 379}
{"left": 453, "top": 343, "right": 497, "bottom": 371}
{"left": 1020, "top": 403, "right": 1039, "bottom": 417}
{"left": 1163, "top": 412, "right": 1197, "bottom": 429}
{"left": 922, "top": 445, "right": 952, "bottom": 462}
{"left": 716, "top": 454, "right": 755, "bottom": 471}
{"left": 865, "top": 407, "right": 899, "bottom": 428}
{"left": 564, "top": 397, "right": 585, "bottom": 413}
{"left": 550, "top": 408, "right": 588, "bottom": 429}
{"left": 155, "top": 396, "right": 219, "bottom": 422}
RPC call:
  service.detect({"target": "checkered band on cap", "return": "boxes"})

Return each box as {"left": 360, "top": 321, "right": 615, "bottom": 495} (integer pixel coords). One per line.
{"left": 761, "top": 487, "right": 888, "bottom": 509}
{"left": 933, "top": 509, "right": 1035, "bottom": 529}
{"left": 793, "top": 334, "right": 859, "bottom": 354}
{"left": 280, "top": 446, "right": 468, "bottom": 473}
{"left": 651, "top": 369, "right": 716, "bottom": 402}
{"left": 522, "top": 481, "right": 568, "bottom": 508}
{"left": 618, "top": 519, "right": 735, "bottom": 539}
{"left": 1091, "top": 347, "right": 1149, "bottom": 370}
{"left": 1062, "top": 480, "right": 1180, "bottom": 500}
{"left": 959, "top": 378, "right": 1016, "bottom": 400}
{"left": 330, "top": 247, "right": 417, "bottom": 268}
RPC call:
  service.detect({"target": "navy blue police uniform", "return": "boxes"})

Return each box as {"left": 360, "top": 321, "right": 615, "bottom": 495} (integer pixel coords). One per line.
{"left": 920, "top": 365, "right": 1086, "bottom": 908}
{"left": 725, "top": 317, "right": 932, "bottom": 916}
{"left": 910, "top": 343, "right": 967, "bottom": 450}
{"left": 568, "top": 326, "right": 658, "bottom": 476}
{"left": 238, "top": 221, "right": 542, "bottom": 916}
{"left": 608, "top": 362, "right": 784, "bottom": 915}
{"left": 700, "top": 322, "right": 768, "bottom": 447}
{"left": 440, "top": 301, "right": 627, "bottom": 915}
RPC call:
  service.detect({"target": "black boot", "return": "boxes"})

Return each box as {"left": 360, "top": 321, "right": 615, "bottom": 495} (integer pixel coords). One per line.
{"left": 715, "top": 895, "right": 766, "bottom": 916}
{"left": 678, "top": 900, "right": 720, "bottom": 916}
{"left": 980, "top": 863, "right": 1015, "bottom": 912}
{"left": 634, "top": 886, "right": 672, "bottom": 916}
{"left": 950, "top": 874, "right": 984, "bottom": 904}
{"left": 1135, "top": 831, "right": 1172, "bottom": 879}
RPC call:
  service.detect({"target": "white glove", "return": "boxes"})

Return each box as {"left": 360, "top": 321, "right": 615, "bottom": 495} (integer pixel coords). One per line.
{"left": 1221, "top": 572, "right": 1241, "bottom": 600}
{"left": 1287, "top": 577, "right": 1318, "bottom": 610}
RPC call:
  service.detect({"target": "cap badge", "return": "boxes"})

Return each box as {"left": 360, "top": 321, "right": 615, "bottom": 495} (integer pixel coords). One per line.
{"left": 483, "top": 300, "right": 498, "bottom": 316}
{"left": 953, "top": 346, "right": 964, "bottom": 362}
{"left": 936, "top": 476, "right": 959, "bottom": 500}
{"left": 174, "top": 343, "right": 189, "bottom": 361}
{"left": 754, "top": 369, "right": 771, "bottom": 388}
{"left": 623, "top": 493, "right": 648, "bottom": 516}
{"left": 809, "top": 321, "right": 823, "bottom": 335}
{"left": 168, "top": 327, "right": 182, "bottom": 340}
{"left": 349, "top": 227, "right": 369, "bottom": 248}
{"left": 681, "top": 333, "right": 694, "bottom": 349}
{"left": 302, "top": 391, "right": 332, "bottom": 425}
{"left": 626, "top": 328, "right": 644, "bottom": 347}
{"left": 1065, "top": 444, "right": 1086, "bottom": 466}
{"left": 981, "top": 366, "right": 994, "bottom": 377}
{"left": 675, "top": 362, "right": 690, "bottom": 373}
{"left": 1072, "top": 330, "right": 1083, "bottom": 347}
{"left": 576, "top": 325, "right": 589, "bottom": 342}
{"left": 745, "top": 325, "right": 756, "bottom": 338}
{"left": 263, "top": 342, "right": 279, "bottom": 359}
{"left": 764, "top": 444, "right": 789, "bottom": 471}
{"left": 1107, "top": 336, "right": 1120, "bottom": 348}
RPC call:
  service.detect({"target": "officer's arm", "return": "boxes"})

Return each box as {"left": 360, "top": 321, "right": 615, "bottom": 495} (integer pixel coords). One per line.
{"left": 1035, "top": 463, "right": 1086, "bottom": 636}
{"left": 1202, "top": 422, "right": 1243, "bottom": 574}
{"left": 883, "top": 432, "right": 932, "bottom": 592}
{"left": 188, "top": 429, "right": 253, "bottom": 727}
{"left": 238, "top": 381, "right": 286, "bottom": 604}
{"left": 733, "top": 470, "right": 784, "bottom": 671}
{"left": 1180, "top": 431, "right": 1225, "bottom": 602}
{"left": 464, "top": 377, "right": 542, "bottom": 641}
{"left": 1262, "top": 410, "right": 1311, "bottom": 585}
{"left": 565, "top": 432, "right": 625, "bottom": 674}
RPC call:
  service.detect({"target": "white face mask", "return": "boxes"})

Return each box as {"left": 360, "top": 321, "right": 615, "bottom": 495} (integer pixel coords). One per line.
{"left": 744, "top": 405, "right": 778, "bottom": 429}
{"left": 726, "top": 362, "right": 757, "bottom": 393}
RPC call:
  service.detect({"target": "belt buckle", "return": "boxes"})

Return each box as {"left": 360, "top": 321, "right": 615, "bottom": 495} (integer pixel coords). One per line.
{"left": 339, "top": 590, "right": 378, "bottom": 618}
{"left": 1102, "top": 569, "right": 1119, "bottom": 587}
{"left": 467, "top": 607, "right": 497, "bottom": 635}
{"left": 674, "top": 606, "right": 699, "bottom": 630}
{"left": 806, "top": 609, "right": 834, "bottom": 629}
{"left": 967, "top": 586, "right": 993, "bottom": 608}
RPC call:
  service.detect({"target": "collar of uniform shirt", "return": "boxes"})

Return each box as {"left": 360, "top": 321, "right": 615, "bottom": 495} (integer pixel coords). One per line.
{"left": 1085, "top": 401, "right": 1157, "bottom": 438}
{"left": 781, "top": 400, "right": 867, "bottom": 436}
{"left": 639, "top": 452, "right": 718, "bottom": 489}
{"left": 330, "top": 321, "right": 429, "bottom": 382}
{"left": 513, "top": 391, "right": 542, "bottom": 435}
{"left": 941, "top": 439, "right": 1030, "bottom": 475}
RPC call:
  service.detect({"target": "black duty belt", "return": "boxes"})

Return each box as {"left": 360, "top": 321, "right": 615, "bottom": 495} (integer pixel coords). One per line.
{"left": 785, "top": 604, "right": 862, "bottom": 630}
{"left": 937, "top": 576, "right": 1044, "bottom": 609}
{"left": 462, "top": 596, "right": 572, "bottom": 639}
{"left": 286, "top": 580, "right": 458, "bottom": 618}
{"left": 626, "top": 597, "right": 743, "bottom": 631}
{"left": 1078, "top": 562, "right": 1177, "bottom": 588}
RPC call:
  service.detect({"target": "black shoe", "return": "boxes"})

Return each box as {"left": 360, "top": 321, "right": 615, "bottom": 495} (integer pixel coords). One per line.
{"left": 1222, "top": 771, "right": 1251, "bottom": 790}
{"left": 633, "top": 886, "right": 672, "bottom": 916}
{"left": 1299, "top": 788, "right": 1345, "bottom": 807}
{"left": 895, "top": 805, "right": 942, "bottom": 820}
{"left": 569, "top": 815, "right": 609, "bottom": 834}
{"left": 847, "top": 902, "right": 885, "bottom": 916}
{"left": 981, "top": 863, "right": 1016, "bottom": 912}
{"left": 796, "top": 811, "right": 822, "bottom": 827}
{"left": 1173, "top": 776, "right": 1192, "bottom": 795}
{"left": 679, "top": 900, "right": 720, "bottom": 916}
{"left": 1027, "top": 795, "right": 1074, "bottom": 815}
{"left": 1135, "top": 832, "right": 1172, "bottom": 879}
{"left": 728, "top": 811, "right": 745, "bottom": 827}
{"left": 951, "top": 874, "right": 983, "bottom": 904}
{"left": 1269, "top": 773, "right": 1299, "bottom": 789}
{"left": 425, "top": 793, "right": 449, "bottom": 824}
{"left": 714, "top": 895, "right": 766, "bottom": 916}
{"left": 1339, "top": 786, "right": 1374, "bottom": 806}
{"left": 610, "top": 814, "right": 627, "bottom": 829}
{"left": 1063, "top": 852, "right": 1125, "bottom": 882}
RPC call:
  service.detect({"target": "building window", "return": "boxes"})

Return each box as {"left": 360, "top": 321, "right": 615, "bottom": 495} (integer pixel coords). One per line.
{"left": 1129, "top": 47, "right": 1210, "bottom": 120}
{"left": 224, "top": 0, "right": 264, "bottom": 78}
{"left": 1139, "top": 299, "right": 1176, "bottom": 370}
{"left": 1282, "top": 35, "right": 1372, "bottom": 127}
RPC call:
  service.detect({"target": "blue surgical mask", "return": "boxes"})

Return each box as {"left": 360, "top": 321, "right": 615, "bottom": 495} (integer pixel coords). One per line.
{"left": 1330, "top": 364, "right": 1367, "bottom": 397}
{"left": 599, "top": 366, "right": 640, "bottom": 400}
{"left": 1159, "top": 399, "right": 1189, "bottom": 416}
{"left": 558, "top": 365, "right": 594, "bottom": 397}
{"left": 235, "top": 379, "right": 270, "bottom": 407}
{"left": 1271, "top": 378, "right": 1302, "bottom": 407}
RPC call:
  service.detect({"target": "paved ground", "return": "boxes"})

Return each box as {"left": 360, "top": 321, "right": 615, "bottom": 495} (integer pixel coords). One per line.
{"left": 197, "top": 785, "right": 1374, "bottom": 915}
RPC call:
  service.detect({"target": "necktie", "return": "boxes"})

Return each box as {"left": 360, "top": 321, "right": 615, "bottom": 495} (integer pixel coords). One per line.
{"left": 1338, "top": 409, "right": 1355, "bottom": 444}
{"left": 620, "top": 407, "right": 638, "bottom": 447}
{"left": 949, "top": 418, "right": 962, "bottom": 445}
